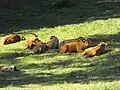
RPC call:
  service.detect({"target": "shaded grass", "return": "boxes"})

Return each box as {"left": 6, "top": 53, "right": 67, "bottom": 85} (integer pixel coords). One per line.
{"left": 0, "top": 26, "right": 120, "bottom": 89}
{"left": 1, "top": 0, "right": 120, "bottom": 34}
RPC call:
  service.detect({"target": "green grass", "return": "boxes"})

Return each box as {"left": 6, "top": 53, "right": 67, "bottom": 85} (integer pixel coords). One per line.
{"left": 0, "top": 18, "right": 120, "bottom": 90}
{"left": 0, "top": 0, "right": 120, "bottom": 90}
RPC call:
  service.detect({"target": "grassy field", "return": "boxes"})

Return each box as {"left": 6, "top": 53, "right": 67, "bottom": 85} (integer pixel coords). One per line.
{"left": 0, "top": 0, "right": 120, "bottom": 90}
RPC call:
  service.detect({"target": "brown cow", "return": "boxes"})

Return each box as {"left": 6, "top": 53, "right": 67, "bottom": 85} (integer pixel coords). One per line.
{"left": 31, "top": 39, "right": 48, "bottom": 53}
{"left": 0, "top": 33, "right": 25, "bottom": 45}
{"left": 81, "top": 42, "right": 106, "bottom": 58}
{"left": 59, "top": 38, "right": 89, "bottom": 53}
{"left": 26, "top": 32, "right": 39, "bottom": 49}
{"left": 26, "top": 33, "right": 48, "bottom": 53}
{"left": 59, "top": 37, "right": 86, "bottom": 47}
{"left": 46, "top": 36, "right": 59, "bottom": 49}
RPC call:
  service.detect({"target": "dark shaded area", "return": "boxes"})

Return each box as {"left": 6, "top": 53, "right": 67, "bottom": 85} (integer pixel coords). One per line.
{"left": 0, "top": 32, "right": 120, "bottom": 87}
{"left": 0, "top": 53, "right": 120, "bottom": 87}
{"left": 0, "top": 0, "right": 120, "bottom": 34}
{"left": 0, "top": 51, "right": 31, "bottom": 65}
{"left": 22, "top": 58, "right": 89, "bottom": 70}
{"left": 88, "top": 32, "right": 120, "bottom": 48}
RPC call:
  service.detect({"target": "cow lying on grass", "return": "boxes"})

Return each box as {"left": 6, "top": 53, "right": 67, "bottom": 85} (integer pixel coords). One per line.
{"left": 26, "top": 33, "right": 48, "bottom": 53}
{"left": 59, "top": 37, "right": 89, "bottom": 53}
{"left": 26, "top": 32, "right": 39, "bottom": 49}
{"left": 0, "top": 33, "right": 25, "bottom": 45}
{"left": 46, "top": 36, "right": 59, "bottom": 49}
{"left": 81, "top": 42, "right": 106, "bottom": 58}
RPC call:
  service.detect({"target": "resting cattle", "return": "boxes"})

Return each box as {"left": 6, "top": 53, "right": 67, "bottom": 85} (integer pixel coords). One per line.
{"left": 26, "top": 33, "right": 48, "bottom": 53}
{"left": 81, "top": 42, "right": 106, "bottom": 58}
{"left": 0, "top": 33, "right": 25, "bottom": 45}
{"left": 59, "top": 37, "right": 86, "bottom": 47}
{"left": 26, "top": 32, "right": 39, "bottom": 49}
{"left": 59, "top": 38, "right": 89, "bottom": 53}
{"left": 31, "top": 39, "right": 48, "bottom": 53}
{"left": 46, "top": 36, "right": 59, "bottom": 49}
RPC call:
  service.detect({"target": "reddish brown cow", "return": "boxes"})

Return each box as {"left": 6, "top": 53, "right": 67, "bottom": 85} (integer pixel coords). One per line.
{"left": 26, "top": 33, "right": 48, "bottom": 53}
{"left": 81, "top": 42, "right": 106, "bottom": 58}
{"left": 60, "top": 38, "right": 89, "bottom": 53}
{"left": 0, "top": 33, "right": 25, "bottom": 45}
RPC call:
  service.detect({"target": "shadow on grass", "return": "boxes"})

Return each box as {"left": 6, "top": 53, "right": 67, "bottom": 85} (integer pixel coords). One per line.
{"left": 1, "top": 0, "right": 120, "bottom": 34}
{"left": 0, "top": 53, "right": 120, "bottom": 87}
{"left": 88, "top": 32, "right": 120, "bottom": 49}
{"left": 22, "top": 58, "right": 91, "bottom": 70}
{"left": 0, "top": 51, "right": 31, "bottom": 65}
{"left": 0, "top": 33, "right": 120, "bottom": 87}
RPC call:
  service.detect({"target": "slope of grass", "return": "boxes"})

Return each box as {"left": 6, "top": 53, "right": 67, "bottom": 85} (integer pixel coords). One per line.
{"left": 0, "top": 0, "right": 120, "bottom": 89}
{"left": 0, "top": 18, "right": 120, "bottom": 90}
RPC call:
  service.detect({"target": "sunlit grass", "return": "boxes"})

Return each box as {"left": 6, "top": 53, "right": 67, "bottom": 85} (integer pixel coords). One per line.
{"left": 0, "top": 0, "right": 120, "bottom": 89}
{"left": 0, "top": 18, "right": 120, "bottom": 89}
